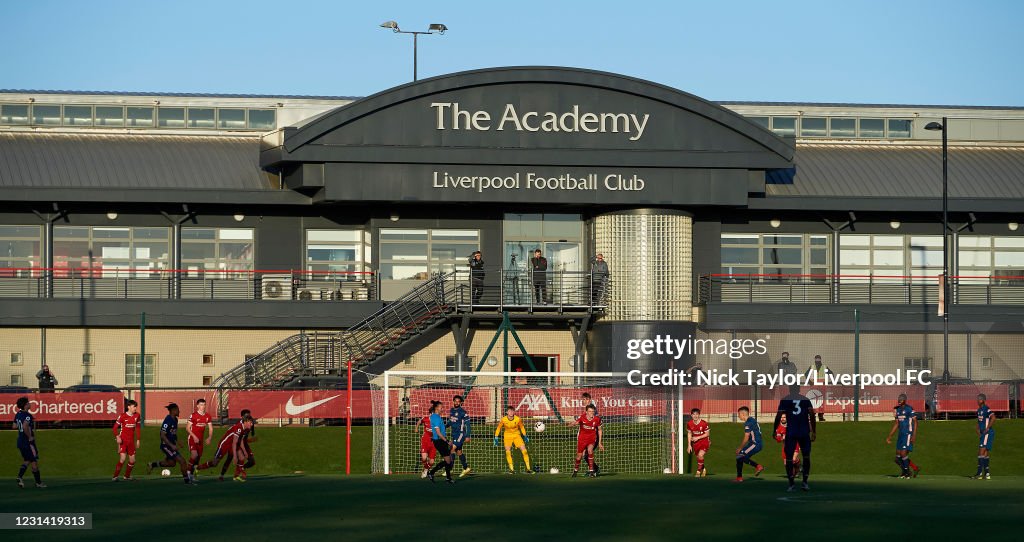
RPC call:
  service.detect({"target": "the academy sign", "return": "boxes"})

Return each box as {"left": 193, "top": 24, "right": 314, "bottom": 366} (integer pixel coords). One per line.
{"left": 430, "top": 102, "right": 651, "bottom": 141}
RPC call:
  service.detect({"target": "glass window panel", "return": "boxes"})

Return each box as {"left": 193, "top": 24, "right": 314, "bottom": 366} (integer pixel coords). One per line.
{"left": 63, "top": 105, "right": 93, "bottom": 126}
{"left": 762, "top": 235, "right": 802, "bottom": 245}
{"left": 719, "top": 266, "right": 759, "bottom": 276}
{"left": 133, "top": 227, "right": 168, "bottom": 239}
{"left": 721, "top": 234, "right": 759, "bottom": 245}
{"left": 32, "top": 105, "right": 61, "bottom": 125}
{"left": 771, "top": 117, "right": 796, "bottom": 136}
{"left": 910, "top": 249, "right": 943, "bottom": 266}
{"left": 0, "top": 240, "right": 39, "bottom": 259}
{"left": 93, "top": 227, "right": 130, "bottom": 238}
{"left": 54, "top": 226, "right": 89, "bottom": 238}
{"left": 248, "top": 109, "right": 276, "bottom": 130}
{"left": 187, "top": 108, "right": 215, "bottom": 128}
{"left": 181, "top": 228, "right": 216, "bottom": 240}
{"left": 888, "top": 119, "right": 912, "bottom": 138}
{"left": 381, "top": 229, "right": 428, "bottom": 241}
{"left": 721, "top": 247, "right": 758, "bottom": 265}
{"left": 839, "top": 235, "right": 870, "bottom": 247}
{"left": 748, "top": 116, "right": 769, "bottom": 129}
{"left": 909, "top": 236, "right": 943, "bottom": 247}
{"left": 829, "top": 118, "right": 856, "bottom": 137}
{"left": 0, "top": 225, "right": 41, "bottom": 237}
{"left": 959, "top": 251, "right": 991, "bottom": 267}
{"left": 217, "top": 108, "right": 246, "bottom": 129}
{"left": 958, "top": 236, "right": 990, "bottom": 248}
{"left": 380, "top": 243, "right": 428, "bottom": 260}
{"left": 995, "top": 253, "right": 1024, "bottom": 267}
{"left": 181, "top": 243, "right": 216, "bottom": 260}
{"left": 218, "top": 229, "right": 253, "bottom": 241}
{"left": 994, "top": 237, "right": 1024, "bottom": 248}
{"left": 431, "top": 229, "right": 479, "bottom": 241}
{"left": 126, "top": 106, "right": 154, "bottom": 127}
{"left": 308, "top": 247, "right": 357, "bottom": 262}
{"left": 810, "top": 249, "right": 827, "bottom": 265}
{"left": 94, "top": 106, "right": 124, "bottom": 126}
{"left": 134, "top": 241, "right": 169, "bottom": 259}
{"left": 503, "top": 214, "right": 543, "bottom": 238}
{"left": 873, "top": 235, "right": 904, "bottom": 247}
{"left": 763, "top": 248, "right": 802, "bottom": 265}
{"left": 839, "top": 249, "right": 870, "bottom": 266}
{"left": 873, "top": 250, "right": 904, "bottom": 266}
{"left": 541, "top": 214, "right": 582, "bottom": 238}
{"left": 157, "top": 107, "right": 185, "bottom": 128}
{"left": 800, "top": 117, "right": 827, "bottom": 137}
{"left": 219, "top": 242, "right": 253, "bottom": 260}
{"left": 431, "top": 243, "right": 474, "bottom": 260}
{"left": 308, "top": 230, "right": 361, "bottom": 242}
{"left": 809, "top": 236, "right": 828, "bottom": 246}
{"left": 859, "top": 118, "right": 884, "bottom": 137}
{"left": 1, "top": 104, "right": 30, "bottom": 124}
{"left": 380, "top": 263, "right": 429, "bottom": 281}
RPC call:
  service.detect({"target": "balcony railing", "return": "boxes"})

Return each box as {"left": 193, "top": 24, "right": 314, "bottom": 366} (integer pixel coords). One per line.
{"left": 0, "top": 267, "right": 378, "bottom": 301}
{"left": 699, "top": 273, "right": 1024, "bottom": 305}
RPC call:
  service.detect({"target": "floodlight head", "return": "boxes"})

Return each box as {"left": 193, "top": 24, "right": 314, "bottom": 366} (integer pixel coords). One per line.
{"left": 924, "top": 121, "right": 944, "bottom": 131}
{"left": 429, "top": 23, "right": 448, "bottom": 34}
{"left": 380, "top": 20, "right": 400, "bottom": 31}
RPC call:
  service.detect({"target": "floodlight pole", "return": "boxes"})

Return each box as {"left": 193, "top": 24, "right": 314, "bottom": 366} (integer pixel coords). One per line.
{"left": 940, "top": 118, "right": 950, "bottom": 383}
{"left": 380, "top": 23, "right": 447, "bottom": 81}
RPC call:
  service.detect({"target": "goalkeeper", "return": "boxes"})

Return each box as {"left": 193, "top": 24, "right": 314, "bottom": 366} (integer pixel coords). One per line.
{"left": 494, "top": 406, "right": 534, "bottom": 474}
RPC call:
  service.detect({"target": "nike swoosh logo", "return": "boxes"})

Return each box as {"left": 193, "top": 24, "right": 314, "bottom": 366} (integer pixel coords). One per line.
{"left": 285, "top": 395, "right": 342, "bottom": 416}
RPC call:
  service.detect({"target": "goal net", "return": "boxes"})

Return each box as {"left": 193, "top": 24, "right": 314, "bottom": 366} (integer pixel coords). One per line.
{"left": 371, "top": 371, "right": 678, "bottom": 475}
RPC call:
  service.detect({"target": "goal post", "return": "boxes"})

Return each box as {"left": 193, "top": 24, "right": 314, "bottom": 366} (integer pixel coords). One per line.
{"left": 371, "top": 370, "right": 685, "bottom": 475}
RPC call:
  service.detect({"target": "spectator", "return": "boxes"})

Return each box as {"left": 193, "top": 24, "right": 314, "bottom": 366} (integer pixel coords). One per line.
{"left": 776, "top": 352, "right": 797, "bottom": 376}
{"left": 591, "top": 253, "right": 609, "bottom": 304}
{"left": 36, "top": 364, "right": 58, "bottom": 393}
{"left": 804, "top": 355, "right": 832, "bottom": 421}
{"left": 530, "top": 249, "right": 548, "bottom": 304}
{"left": 468, "top": 251, "right": 485, "bottom": 304}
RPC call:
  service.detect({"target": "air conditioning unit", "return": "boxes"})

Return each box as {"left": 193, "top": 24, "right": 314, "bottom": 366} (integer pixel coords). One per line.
{"left": 297, "top": 287, "right": 334, "bottom": 301}
{"left": 261, "top": 274, "right": 293, "bottom": 300}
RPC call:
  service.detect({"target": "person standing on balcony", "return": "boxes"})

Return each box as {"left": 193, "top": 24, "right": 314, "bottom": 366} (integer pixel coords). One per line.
{"left": 776, "top": 352, "right": 797, "bottom": 377}
{"left": 591, "top": 253, "right": 609, "bottom": 304}
{"left": 804, "top": 355, "right": 832, "bottom": 421}
{"left": 468, "top": 251, "right": 485, "bottom": 304}
{"left": 35, "top": 365, "right": 58, "bottom": 393}
{"left": 530, "top": 249, "right": 548, "bottom": 304}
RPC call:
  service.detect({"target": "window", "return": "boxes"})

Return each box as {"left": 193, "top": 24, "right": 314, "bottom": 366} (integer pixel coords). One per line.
{"left": 800, "top": 117, "right": 827, "bottom": 137}
{"left": 0, "top": 225, "right": 42, "bottom": 273}
{"left": 218, "top": 108, "right": 246, "bottom": 129}
{"left": 904, "top": 357, "right": 930, "bottom": 369}
{"left": 10, "top": 374, "right": 22, "bottom": 386}
{"left": 839, "top": 235, "right": 906, "bottom": 281}
{"left": 32, "top": 104, "right": 61, "bottom": 125}
{"left": 63, "top": 105, "right": 93, "bottom": 126}
{"left": 958, "top": 236, "right": 1024, "bottom": 283}
{"left": 859, "top": 118, "right": 884, "bottom": 137}
{"left": 248, "top": 109, "right": 276, "bottom": 130}
{"left": 888, "top": 119, "right": 912, "bottom": 138}
{"left": 202, "top": 354, "right": 214, "bottom": 366}
{"left": 95, "top": 106, "right": 125, "bottom": 127}
{"left": 445, "top": 355, "right": 474, "bottom": 383}
{"left": 157, "top": 107, "right": 185, "bottom": 128}
{"left": 771, "top": 117, "right": 796, "bottom": 136}
{"left": 126, "top": 106, "right": 154, "bottom": 127}
{"left": 124, "top": 354, "right": 156, "bottom": 386}
{"left": 81, "top": 375, "right": 92, "bottom": 385}
{"left": 202, "top": 376, "right": 213, "bottom": 386}
{"left": 1, "top": 104, "right": 30, "bottom": 125}
{"left": 306, "top": 230, "right": 370, "bottom": 275}
{"left": 379, "top": 228, "right": 479, "bottom": 280}
{"left": 981, "top": 357, "right": 992, "bottom": 369}
{"left": 10, "top": 353, "right": 23, "bottom": 365}
{"left": 53, "top": 226, "right": 170, "bottom": 277}
{"left": 720, "top": 234, "right": 830, "bottom": 279}
{"left": 82, "top": 353, "right": 94, "bottom": 366}
{"left": 181, "top": 228, "right": 254, "bottom": 276}
{"left": 829, "top": 118, "right": 856, "bottom": 137}
{"left": 748, "top": 116, "right": 770, "bottom": 130}
{"left": 187, "top": 108, "right": 215, "bottom": 128}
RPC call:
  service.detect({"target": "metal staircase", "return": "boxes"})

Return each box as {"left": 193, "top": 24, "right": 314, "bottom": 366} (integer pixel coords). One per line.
{"left": 214, "top": 272, "right": 458, "bottom": 391}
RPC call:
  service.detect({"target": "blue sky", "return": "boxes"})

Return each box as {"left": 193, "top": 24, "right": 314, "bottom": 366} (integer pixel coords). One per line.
{"left": 2, "top": 0, "right": 1021, "bottom": 105}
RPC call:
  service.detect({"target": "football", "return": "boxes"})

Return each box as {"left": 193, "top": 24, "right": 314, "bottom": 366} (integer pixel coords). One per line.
{"left": 663, "top": 468, "right": 672, "bottom": 474}
{"left": 160, "top": 469, "right": 171, "bottom": 477}
{"left": 550, "top": 467, "right": 560, "bottom": 474}
{"left": 534, "top": 421, "right": 546, "bottom": 432}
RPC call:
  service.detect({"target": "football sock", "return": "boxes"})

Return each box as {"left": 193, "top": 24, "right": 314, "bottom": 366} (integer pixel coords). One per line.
{"left": 459, "top": 454, "right": 468, "bottom": 469}
{"left": 444, "top": 461, "right": 453, "bottom": 479}
{"left": 697, "top": 458, "right": 704, "bottom": 472}
{"left": 521, "top": 450, "right": 532, "bottom": 471}
{"left": 894, "top": 456, "right": 903, "bottom": 470}
{"left": 429, "top": 460, "right": 445, "bottom": 475}
{"left": 114, "top": 461, "right": 123, "bottom": 477}
{"left": 902, "top": 457, "right": 911, "bottom": 475}
{"left": 574, "top": 457, "right": 582, "bottom": 470}
{"left": 908, "top": 459, "right": 919, "bottom": 471}
{"left": 126, "top": 462, "right": 135, "bottom": 477}
{"left": 802, "top": 457, "right": 811, "bottom": 482}
{"left": 785, "top": 460, "right": 795, "bottom": 483}
{"left": 18, "top": 464, "right": 27, "bottom": 479}
{"left": 422, "top": 458, "right": 430, "bottom": 470}
{"left": 33, "top": 469, "right": 41, "bottom": 483}
{"left": 587, "top": 453, "right": 595, "bottom": 471}
{"left": 505, "top": 450, "right": 515, "bottom": 471}
{"left": 982, "top": 457, "right": 990, "bottom": 474}
{"left": 976, "top": 456, "right": 984, "bottom": 476}
{"left": 735, "top": 458, "right": 744, "bottom": 478}
{"left": 744, "top": 458, "right": 759, "bottom": 468}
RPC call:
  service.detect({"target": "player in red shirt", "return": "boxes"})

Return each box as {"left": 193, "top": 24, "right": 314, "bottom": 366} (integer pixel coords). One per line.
{"left": 419, "top": 411, "right": 438, "bottom": 478}
{"left": 185, "top": 398, "right": 213, "bottom": 482}
{"left": 197, "top": 414, "right": 253, "bottom": 482}
{"left": 774, "top": 412, "right": 801, "bottom": 478}
{"left": 686, "top": 408, "right": 711, "bottom": 477}
{"left": 112, "top": 399, "right": 142, "bottom": 481}
{"left": 566, "top": 404, "right": 604, "bottom": 477}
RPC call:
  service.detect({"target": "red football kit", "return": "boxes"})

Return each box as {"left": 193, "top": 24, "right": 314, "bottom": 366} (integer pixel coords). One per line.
{"left": 774, "top": 424, "right": 801, "bottom": 459}
{"left": 687, "top": 419, "right": 710, "bottom": 453}
{"left": 419, "top": 415, "right": 437, "bottom": 459}
{"left": 187, "top": 411, "right": 213, "bottom": 454}
{"left": 113, "top": 412, "right": 141, "bottom": 455}
{"left": 215, "top": 422, "right": 246, "bottom": 459}
{"left": 576, "top": 414, "right": 602, "bottom": 454}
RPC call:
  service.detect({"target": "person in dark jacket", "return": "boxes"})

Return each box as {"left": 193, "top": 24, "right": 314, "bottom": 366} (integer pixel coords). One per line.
{"left": 35, "top": 365, "right": 58, "bottom": 393}
{"left": 530, "top": 249, "right": 548, "bottom": 304}
{"left": 468, "top": 251, "right": 485, "bottom": 304}
{"left": 591, "top": 253, "right": 609, "bottom": 304}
